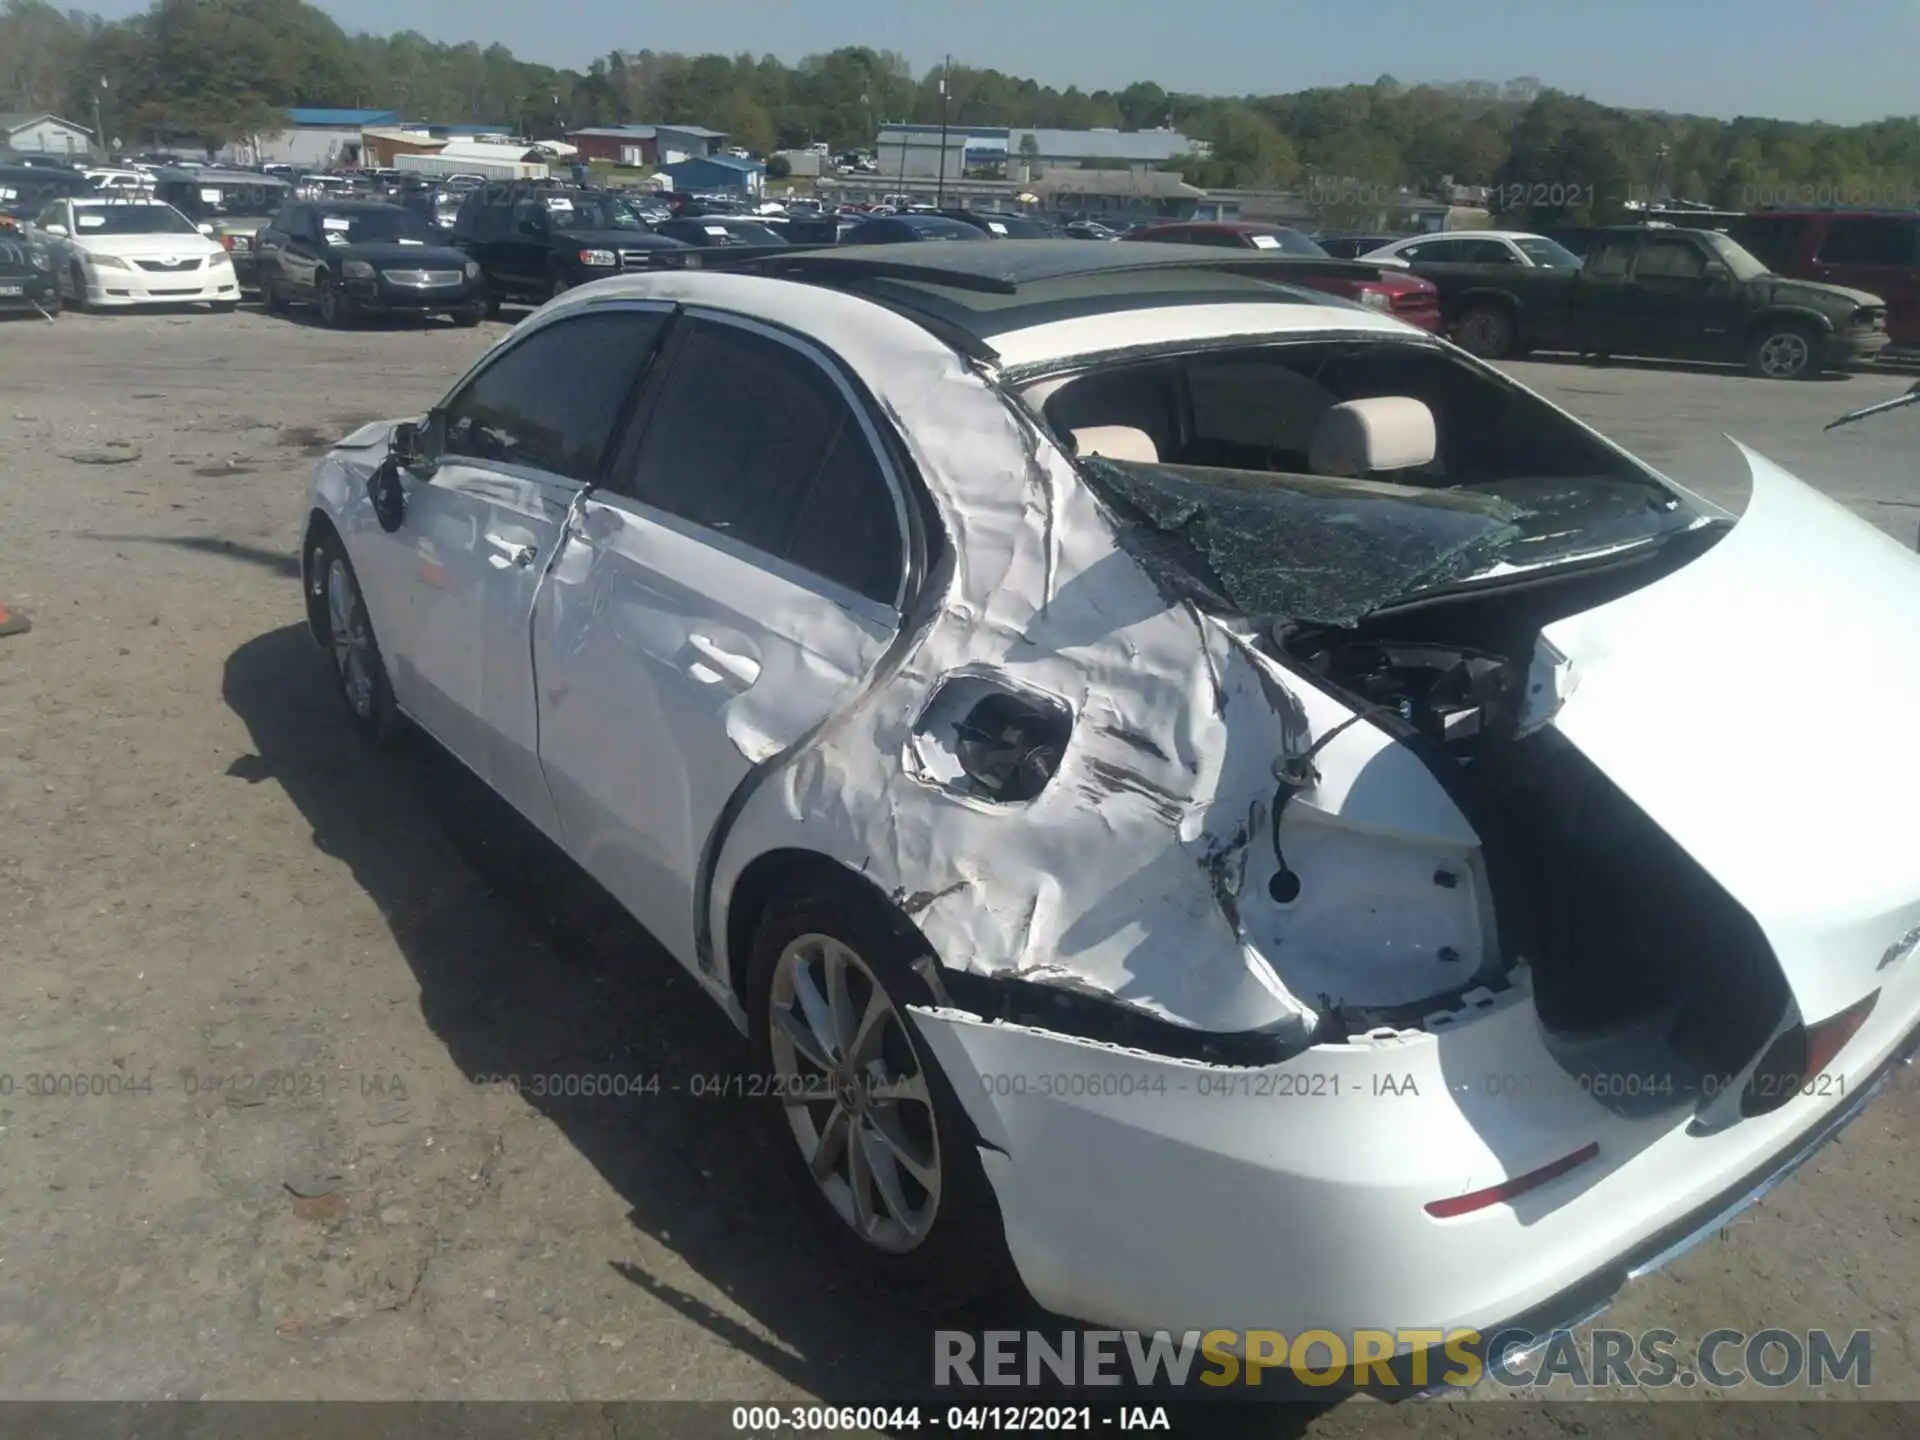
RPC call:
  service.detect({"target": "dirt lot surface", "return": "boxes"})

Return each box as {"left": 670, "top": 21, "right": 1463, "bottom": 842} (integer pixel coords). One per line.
{"left": 2, "top": 305, "right": 1918, "bottom": 1436}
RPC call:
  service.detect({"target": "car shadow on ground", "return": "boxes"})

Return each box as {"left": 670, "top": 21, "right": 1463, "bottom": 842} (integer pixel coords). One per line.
{"left": 220, "top": 622, "right": 1334, "bottom": 1434}
{"left": 1518, "top": 349, "right": 1862, "bottom": 382}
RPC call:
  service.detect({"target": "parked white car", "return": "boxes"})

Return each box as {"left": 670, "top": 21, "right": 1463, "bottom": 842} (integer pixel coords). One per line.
{"left": 36, "top": 197, "right": 238, "bottom": 311}
{"left": 1363, "top": 230, "right": 1585, "bottom": 269}
{"left": 82, "top": 167, "right": 156, "bottom": 197}
{"left": 301, "top": 242, "right": 1920, "bottom": 1381}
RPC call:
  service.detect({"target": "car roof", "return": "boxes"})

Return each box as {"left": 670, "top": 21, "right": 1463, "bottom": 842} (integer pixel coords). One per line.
{"left": 574, "top": 242, "right": 1425, "bottom": 365}
{"left": 1388, "top": 230, "right": 1537, "bottom": 242}
{"left": 1145, "top": 220, "right": 1294, "bottom": 233}
{"left": 307, "top": 200, "right": 405, "bottom": 212}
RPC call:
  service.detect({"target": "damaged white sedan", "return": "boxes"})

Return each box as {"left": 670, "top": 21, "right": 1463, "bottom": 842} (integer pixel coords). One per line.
{"left": 301, "top": 241, "right": 1920, "bottom": 1371}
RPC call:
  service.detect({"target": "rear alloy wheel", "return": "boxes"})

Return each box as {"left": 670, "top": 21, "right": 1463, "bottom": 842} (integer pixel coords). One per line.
{"left": 1749, "top": 323, "right": 1818, "bottom": 380}
{"left": 1454, "top": 304, "right": 1516, "bottom": 359}
{"left": 748, "top": 892, "right": 1013, "bottom": 1311}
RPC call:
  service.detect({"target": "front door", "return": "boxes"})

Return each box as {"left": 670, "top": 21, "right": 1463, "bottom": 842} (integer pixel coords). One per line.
{"left": 1621, "top": 232, "right": 1743, "bottom": 360}
{"left": 386, "top": 304, "right": 668, "bottom": 814}
{"left": 532, "top": 311, "right": 910, "bottom": 967}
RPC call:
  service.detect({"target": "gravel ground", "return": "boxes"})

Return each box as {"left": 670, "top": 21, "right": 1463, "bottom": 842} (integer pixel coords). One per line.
{"left": 2, "top": 304, "right": 1917, "bottom": 1437}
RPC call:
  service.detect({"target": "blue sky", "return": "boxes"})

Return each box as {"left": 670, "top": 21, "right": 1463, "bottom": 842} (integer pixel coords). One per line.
{"left": 97, "top": 0, "right": 1920, "bottom": 124}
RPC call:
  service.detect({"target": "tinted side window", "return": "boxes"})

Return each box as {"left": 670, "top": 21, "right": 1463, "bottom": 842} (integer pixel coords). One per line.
{"left": 1633, "top": 238, "right": 1707, "bottom": 279}
{"left": 622, "top": 320, "right": 903, "bottom": 601}
{"left": 1817, "top": 218, "right": 1918, "bottom": 266}
{"left": 1730, "top": 216, "right": 1808, "bottom": 270}
{"left": 442, "top": 310, "right": 666, "bottom": 479}
{"left": 785, "top": 420, "right": 904, "bottom": 605}
{"left": 1461, "top": 239, "right": 1518, "bottom": 264}
{"left": 1586, "top": 239, "right": 1633, "bottom": 276}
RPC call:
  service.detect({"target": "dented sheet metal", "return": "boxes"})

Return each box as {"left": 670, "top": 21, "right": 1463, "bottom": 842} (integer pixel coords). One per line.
{"left": 657, "top": 272, "right": 1493, "bottom": 1036}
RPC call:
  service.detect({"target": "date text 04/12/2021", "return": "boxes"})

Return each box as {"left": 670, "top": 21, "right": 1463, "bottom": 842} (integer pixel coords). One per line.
{"left": 730, "top": 1407, "right": 1171, "bottom": 1432}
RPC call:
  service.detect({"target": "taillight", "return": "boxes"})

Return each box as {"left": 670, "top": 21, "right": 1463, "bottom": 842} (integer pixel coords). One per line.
{"left": 1740, "top": 991, "right": 1878, "bottom": 1117}
{"left": 1357, "top": 287, "right": 1392, "bottom": 310}
{"left": 1425, "top": 1142, "right": 1600, "bottom": 1218}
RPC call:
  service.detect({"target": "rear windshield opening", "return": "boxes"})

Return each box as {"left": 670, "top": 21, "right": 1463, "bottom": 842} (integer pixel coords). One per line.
{"left": 1025, "top": 339, "right": 1704, "bottom": 626}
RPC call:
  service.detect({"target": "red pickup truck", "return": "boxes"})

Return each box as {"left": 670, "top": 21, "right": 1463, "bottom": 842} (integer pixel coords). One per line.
{"left": 1118, "top": 219, "right": 1443, "bottom": 332}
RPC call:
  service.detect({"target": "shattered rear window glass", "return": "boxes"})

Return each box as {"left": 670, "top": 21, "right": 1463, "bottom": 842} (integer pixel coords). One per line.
{"left": 1080, "top": 459, "right": 1527, "bottom": 626}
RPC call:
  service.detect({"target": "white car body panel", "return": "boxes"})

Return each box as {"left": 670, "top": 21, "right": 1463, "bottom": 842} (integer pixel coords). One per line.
{"left": 303, "top": 267, "right": 1920, "bottom": 1346}
{"left": 1543, "top": 447, "right": 1920, "bottom": 1022}
{"left": 534, "top": 494, "right": 895, "bottom": 969}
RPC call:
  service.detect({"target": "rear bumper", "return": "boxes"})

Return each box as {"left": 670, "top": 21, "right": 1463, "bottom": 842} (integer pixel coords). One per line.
{"left": 1394, "top": 1010, "right": 1920, "bottom": 1395}
{"left": 0, "top": 273, "right": 54, "bottom": 307}
{"left": 909, "top": 938, "right": 1920, "bottom": 1358}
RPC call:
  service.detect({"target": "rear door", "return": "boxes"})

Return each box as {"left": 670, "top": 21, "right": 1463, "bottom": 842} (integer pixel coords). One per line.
{"left": 1809, "top": 216, "right": 1920, "bottom": 346}
{"left": 1560, "top": 234, "right": 1635, "bottom": 353}
{"left": 531, "top": 310, "right": 911, "bottom": 966}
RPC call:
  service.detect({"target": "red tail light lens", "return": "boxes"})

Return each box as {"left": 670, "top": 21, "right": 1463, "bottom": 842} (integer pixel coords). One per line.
{"left": 1425, "top": 1142, "right": 1600, "bottom": 1218}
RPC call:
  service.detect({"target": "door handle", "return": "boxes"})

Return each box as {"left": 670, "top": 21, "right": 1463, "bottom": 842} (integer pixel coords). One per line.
{"left": 685, "top": 633, "right": 761, "bottom": 688}
{"left": 485, "top": 534, "right": 536, "bottom": 569}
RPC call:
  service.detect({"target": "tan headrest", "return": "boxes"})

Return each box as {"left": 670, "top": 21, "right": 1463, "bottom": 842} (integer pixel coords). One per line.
{"left": 1070, "top": 425, "right": 1160, "bottom": 464}
{"left": 1308, "top": 397, "right": 1437, "bottom": 477}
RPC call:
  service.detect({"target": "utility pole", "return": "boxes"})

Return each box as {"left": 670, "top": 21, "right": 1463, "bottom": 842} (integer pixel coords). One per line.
{"left": 92, "top": 76, "right": 108, "bottom": 162}
{"left": 935, "top": 57, "right": 951, "bottom": 207}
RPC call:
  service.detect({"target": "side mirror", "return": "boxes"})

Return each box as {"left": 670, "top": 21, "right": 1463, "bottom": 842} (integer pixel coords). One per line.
{"left": 390, "top": 419, "right": 429, "bottom": 470}
{"left": 197, "top": 222, "right": 214, "bottom": 236}
{"left": 1702, "top": 260, "right": 1730, "bottom": 281}
{"left": 42, "top": 223, "right": 67, "bottom": 236}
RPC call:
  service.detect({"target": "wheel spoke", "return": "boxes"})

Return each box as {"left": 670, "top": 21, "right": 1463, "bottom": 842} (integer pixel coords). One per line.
{"left": 773, "top": 1000, "right": 834, "bottom": 1073}
{"left": 846, "top": 1113, "right": 876, "bottom": 1232}
{"left": 865, "top": 1107, "right": 939, "bottom": 1191}
{"left": 824, "top": 943, "right": 859, "bottom": 1056}
{"left": 809, "top": 1102, "right": 850, "bottom": 1180}
{"left": 791, "top": 955, "right": 842, "bottom": 1062}
{"left": 867, "top": 1071, "right": 931, "bottom": 1107}
{"left": 860, "top": 1122, "right": 921, "bottom": 1229}
{"left": 846, "top": 986, "right": 892, "bottom": 1068}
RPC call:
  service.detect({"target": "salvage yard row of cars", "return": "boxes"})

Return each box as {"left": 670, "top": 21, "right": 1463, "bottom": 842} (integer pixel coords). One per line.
{"left": 293, "top": 238, "right": 1920, "bottom": 1378}
{"left": 6, "top": 159, "right": 1915, "bottom": 385}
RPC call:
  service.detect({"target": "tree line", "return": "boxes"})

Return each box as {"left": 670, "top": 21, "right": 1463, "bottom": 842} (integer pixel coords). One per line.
{"left": 5, "top": 0, "right": 1920, "bottom": 225}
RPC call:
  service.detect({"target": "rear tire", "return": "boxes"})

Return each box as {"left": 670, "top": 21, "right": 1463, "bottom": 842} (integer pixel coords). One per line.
{"left": 262, "top": 276, "right": 287, "bottom": 314}
{"left": 307, "top": 531, "right": 404, "bottom": 747}
{"left": 746, "top": 886, "right": 1015, "bottom": 1314}
{"left": 1454, "top": 303, "right": 1517, "bottom": 359}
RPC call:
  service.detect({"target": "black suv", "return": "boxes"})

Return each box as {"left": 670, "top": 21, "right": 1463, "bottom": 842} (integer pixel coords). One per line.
{"left": 451, "top": 182, "right": 691, "bottom": 310}
{"left": 255, "top": 200, "right": 486, "bottom": 327}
